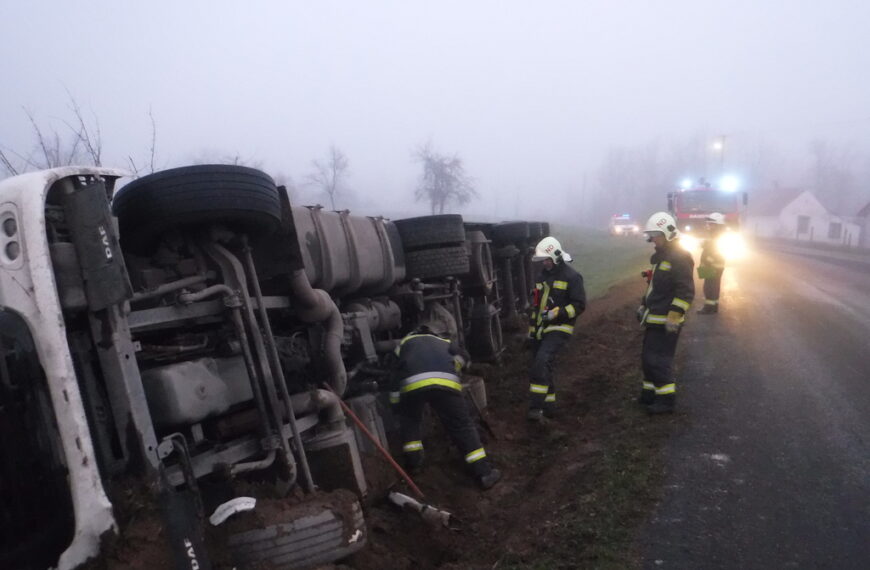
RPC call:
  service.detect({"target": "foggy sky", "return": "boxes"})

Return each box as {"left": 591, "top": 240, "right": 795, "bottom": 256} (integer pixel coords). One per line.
{"left": 2, "top": 1, "right": 869, "bottom": 222}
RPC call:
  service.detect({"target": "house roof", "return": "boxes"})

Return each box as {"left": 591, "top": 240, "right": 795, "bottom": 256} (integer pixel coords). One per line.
{"left": 858, "top": 201, "right": 870, "bottom": 217}
{"left": 747, "top": 187, "right": 805, "bottom": 216}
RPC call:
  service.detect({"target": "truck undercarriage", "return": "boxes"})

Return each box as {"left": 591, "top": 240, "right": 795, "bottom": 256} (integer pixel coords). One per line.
{"left": 0, "top": 165, "right": 548, "bottom": 569}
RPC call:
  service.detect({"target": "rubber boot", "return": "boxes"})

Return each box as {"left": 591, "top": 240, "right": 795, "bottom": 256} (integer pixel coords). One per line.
{"left": 526, "top": 408, "right": 544, "bottom": 422}
{"left": 638, "top": 389, "right": 655, "bottom": 406}
{"left": 479, "top": 468, "right": 502, "bottom": 490}
{"left": 697, "top": 304, "right": 718, "bottom": 315}
{"left": 646, "top": 394, "right": 675, "bottom": 415}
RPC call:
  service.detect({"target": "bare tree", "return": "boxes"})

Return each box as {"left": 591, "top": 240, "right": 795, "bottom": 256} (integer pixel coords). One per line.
{"left": 414, "top": 142, "right": 477, "bottom": 214}
{"left": 808, "top": 139, "right": 859, "bottom": 213}
{"left": 0, "top": 95, "right": 103, "bottom": 177}
{"left": 127, "top": 107, "right": 159, "bottom": 177}
{"left": 306, "top": 145, "right": 350, "bottom": 210}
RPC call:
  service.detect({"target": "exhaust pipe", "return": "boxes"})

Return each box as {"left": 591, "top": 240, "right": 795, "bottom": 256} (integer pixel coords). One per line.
{"left": 288, "top": 270, "right": 347, "bottom": 396}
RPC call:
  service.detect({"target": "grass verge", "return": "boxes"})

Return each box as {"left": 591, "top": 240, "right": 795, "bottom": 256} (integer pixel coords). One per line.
{"left": 551, "top": 225, "right": 650, "bottom": 299}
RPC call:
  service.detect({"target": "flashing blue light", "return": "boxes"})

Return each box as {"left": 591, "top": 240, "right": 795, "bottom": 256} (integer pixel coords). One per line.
{"left": 720, "top": 175, "right": 740, "bottom": 192}
{"left": 680, "top": 178, "right": 692, "bottom": 190}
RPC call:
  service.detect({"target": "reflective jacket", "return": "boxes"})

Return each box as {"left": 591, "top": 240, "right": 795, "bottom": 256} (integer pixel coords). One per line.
{"left": 529, "top": 261, "right": 586, "bottom": 339}
{"left": 388, "top": 333, "right": 467, "bottom": 404}
{"left": 641, "top": 241, "right": 695, "bottom": 327}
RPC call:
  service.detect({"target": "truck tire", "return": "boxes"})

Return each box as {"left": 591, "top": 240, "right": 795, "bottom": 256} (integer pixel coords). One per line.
{"left": 112, "top": 164, "right": 282, "bottom": 253}
{"left": 467, "top": 302, "right": 503, "bottom": 360}
{"left": 227, "top": 494, "right": 366, "bottom": 569}
{"left": 491, "top": 221, "right": 529, "bottom": 245}
{"left": 393, "top": 215, "right": 466, "bottom": 251}
{"left": 405, "top": 246, "right": 470, "bottom": 280}
{"left": 463, "top": 231, "right": 494, "bottom": 295}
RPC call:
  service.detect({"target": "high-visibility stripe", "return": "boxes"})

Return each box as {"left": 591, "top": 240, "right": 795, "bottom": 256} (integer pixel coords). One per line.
{"left": 537, "top": 283, "right": 551, "bottom": 326}
{"left": 535, "top": 283, "right": 544, "bottom": 290}
{"left": 565, "top": 304, "right": 576, "bottom": 318}
{"left": 544, "top": 393, "right": 556, "bottom": 403}
{"left": 465, "top": 448, "right": 487, "bottom": 463}
{"left": 402, "top": 371, "right": 460, "bottom": 386}
{"left": 400, "top": 333, "right": 450, "bottom": 346}
{"left": 705, "top": 299, "right": 719, "bottom": 305}
{"left": 529, "top": 383, "right": 549, "bottom": 394}
{"left": 403, "top": 441, "right": 423, "bottom": 452}
{"left": 553, "top": 280, "right": 568, "bottom": 290}
{"left": 543, "top": 324, "right": 574, "bottom": 334}
{"left": 655, "top": 384, "right": 676, "bottom": 395}
{"left": 389, "top": 392, "right": 401, "bottom": 404}
{"left": 528, "top": 326, "right": 536, "bottom": 334}
{"left": 642, "top": 381, "right": 655, "bottom": 390}
{"left": 672, "top": 298, "right": 690, "bottom": 311}
{"left": 401, "top": 378, "right": 463, "bottom": 393}
{"left": 645, "top": 314, "right": 667, "bottom": 324}
{"left": 394, "top": 333, "right": 450, "bottom": 357}
{"left": 659, "top": 261, "right": 672, "bottom": 271}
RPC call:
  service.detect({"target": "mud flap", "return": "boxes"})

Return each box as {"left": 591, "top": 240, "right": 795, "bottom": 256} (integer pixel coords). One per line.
{"left": 61, "top": 178, "right": 132, "bottom": 311}
{"left": 158, "top": 476, "right": 212, "bottom": 570}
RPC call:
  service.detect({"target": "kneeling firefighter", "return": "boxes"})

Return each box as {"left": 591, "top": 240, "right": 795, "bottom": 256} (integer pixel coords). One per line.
{"left": 637, "top": 212, "right": 695, "bottom": 414}
{"left": 527, "top": 236, "right": 586, "bottom": 422}
{"left": 389, "top": 323, "right": 502, "bottom": 490}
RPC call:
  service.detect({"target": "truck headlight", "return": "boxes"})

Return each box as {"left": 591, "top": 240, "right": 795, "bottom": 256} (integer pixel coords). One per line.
{"left": 717, "top": 232, "right": 747, "bottom": 260}
{"left": 680, "top": 235, "right": 700, "bottom": 253}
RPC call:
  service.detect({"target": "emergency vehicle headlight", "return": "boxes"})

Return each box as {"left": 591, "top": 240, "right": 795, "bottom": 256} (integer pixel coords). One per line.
{"left": 680, "top": 235, "right": 700, "bottom": 253}
{"left": 717, "top": 232, "right": 747, "bottom": 260}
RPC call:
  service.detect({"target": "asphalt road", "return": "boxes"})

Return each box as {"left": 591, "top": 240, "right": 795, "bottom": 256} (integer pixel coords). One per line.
{"left": 637, "top": 246, "right": 870, "bottom": 569}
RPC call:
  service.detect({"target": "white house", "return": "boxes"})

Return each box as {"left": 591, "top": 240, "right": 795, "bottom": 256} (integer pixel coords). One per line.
{"left": 747, "top": 189, "right": 862, "bottom": 247}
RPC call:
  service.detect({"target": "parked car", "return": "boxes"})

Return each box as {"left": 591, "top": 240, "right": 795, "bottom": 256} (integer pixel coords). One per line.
{"left": 609, "top": 214, "right": 640, "bottom": 236}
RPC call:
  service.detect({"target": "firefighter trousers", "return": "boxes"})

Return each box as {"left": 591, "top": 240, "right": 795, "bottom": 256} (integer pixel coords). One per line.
{"left": 640, "top": 326, "right": 680, "bottom": 407}
{"left": 703, "top": 269, "right": 724, "bottom": 306}
{"left": 529, "top": 332, "right": 569, "bottom": 412}
{"left": 397, "top": 388, "right": 492, "bottom": 477}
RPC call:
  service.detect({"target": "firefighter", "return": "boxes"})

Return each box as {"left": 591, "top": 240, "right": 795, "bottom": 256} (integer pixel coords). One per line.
{"left": 697, "top": 212, "right": 727, "bottom": 314}
{"left": 637, "top": 212, "right": 694, "bottom": 414}
{"left": 389, "top": 323, "right": 502, "bottom": 490}
{"left": 526, "top": 236, "right": 586, "bottom": 422}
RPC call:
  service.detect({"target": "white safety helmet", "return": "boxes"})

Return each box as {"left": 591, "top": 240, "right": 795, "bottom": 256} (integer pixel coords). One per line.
{"left": 706, "top": 212, "right": 726, "bottom": 225}
{"left": 643, "top": 211, "right": 679, "bottom": 241}
{"left": 532, "top": 236, "right": 572, "bottom": 263}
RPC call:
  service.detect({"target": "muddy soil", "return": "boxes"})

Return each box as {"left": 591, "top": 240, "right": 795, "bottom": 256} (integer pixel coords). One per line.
{"left": 348, "top": 278, "right": 679, "bottom": 570}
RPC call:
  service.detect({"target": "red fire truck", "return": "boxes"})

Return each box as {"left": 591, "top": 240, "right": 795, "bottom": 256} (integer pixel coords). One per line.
{"left": 667, "top": 178, "right": 748, "bottom": 238}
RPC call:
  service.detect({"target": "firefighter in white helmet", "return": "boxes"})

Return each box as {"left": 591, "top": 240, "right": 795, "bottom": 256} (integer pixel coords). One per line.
{"left": 637, "top": 212, "right": 695, "bottom": 414}
{"left": 697, "top": 212, "right": 726, "bottom": 314}
{"left": 526, "top": 236, "right": 586, "bottom": 422}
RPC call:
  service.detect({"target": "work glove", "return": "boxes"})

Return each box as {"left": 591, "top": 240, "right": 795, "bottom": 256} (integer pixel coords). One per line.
{"left": 542, "top": 306, "right": 561, "bottom": 322}
{"left": 636, "top": 305, "right": 645, "bottom": 323}
{"left": 454, "top": 354, "right": 468, "bottom": 373}
{"left": 665, "top": 311, "right": 682, "bottom": 334}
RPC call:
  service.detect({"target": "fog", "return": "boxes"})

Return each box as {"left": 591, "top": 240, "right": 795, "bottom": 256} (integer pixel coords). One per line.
{"left": 2, "top": 1, "right": 869, "bottom": 225}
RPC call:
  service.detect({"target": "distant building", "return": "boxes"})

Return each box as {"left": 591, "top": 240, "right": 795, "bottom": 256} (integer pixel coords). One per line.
{"left": 746, "top": 189, "right": 862, "bottom": 247}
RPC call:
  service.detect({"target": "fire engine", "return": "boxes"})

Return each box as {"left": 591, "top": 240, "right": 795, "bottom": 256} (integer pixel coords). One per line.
{"left": 668, "top": 177, "right": 749, "bottom": 258}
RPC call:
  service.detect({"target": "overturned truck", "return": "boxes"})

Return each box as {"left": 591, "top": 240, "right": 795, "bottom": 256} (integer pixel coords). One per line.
{"left": 0, "top": 165, "right": 548, "bottom": 570}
